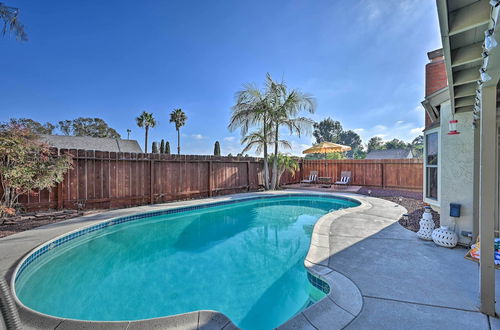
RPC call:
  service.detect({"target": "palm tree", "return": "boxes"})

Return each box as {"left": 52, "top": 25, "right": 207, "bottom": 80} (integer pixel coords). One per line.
{"left": 270, "top": 153, "right": 299, "bottom": 189}
{"left": 266, "top": 75, "right": 316, "bottom": 189}
{"left": 136, "top": 111, "right": 156, "bottom": 153}
{"left": 229, "top": 82, "right": 272, "bottom": 189}
{"left": 0, "top": 3, "right": 28, "bottom": 41}
{"left": 169, "top": 109, "right": 187, "bottom": 155}
{"left": 242, "top": 129, "right": 297, "bottom": 188}
{"left": 241, "top": 128, "right": 290, "bottom": 156}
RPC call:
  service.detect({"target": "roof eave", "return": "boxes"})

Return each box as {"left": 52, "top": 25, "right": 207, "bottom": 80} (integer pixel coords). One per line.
{"left": 435, "top": 0, "right": 500, "bottom": 115}
{"left": 422, "top": 86, "right": 449, "bottom": 122}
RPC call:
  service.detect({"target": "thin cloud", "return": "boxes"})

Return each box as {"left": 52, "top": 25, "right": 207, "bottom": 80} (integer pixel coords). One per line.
{"left": 352, "top": 120, "right": 424, "bottom": 144}
{"left": 360, "top": 0, "right": 423, "bottom": 26}
{"left": 362, "top": 0, "right": 382, "bottom": 21}
{"left": 289, "top": 142, "right": 312, "bottom": 157}
{"left": 410, "top": 127, "right": 424, "bottom": 135}
{"left": 413, "top": 105, "right": 425, "bottom": 112}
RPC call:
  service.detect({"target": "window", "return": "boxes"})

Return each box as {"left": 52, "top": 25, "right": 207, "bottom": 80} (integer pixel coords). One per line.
{"left": 425, "top": 132, "right": 438, "bottom": 199}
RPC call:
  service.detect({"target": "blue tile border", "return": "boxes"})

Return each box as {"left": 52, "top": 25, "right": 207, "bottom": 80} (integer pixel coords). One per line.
{"left": 14, "top": 194, "right": 360, "bottom": 283}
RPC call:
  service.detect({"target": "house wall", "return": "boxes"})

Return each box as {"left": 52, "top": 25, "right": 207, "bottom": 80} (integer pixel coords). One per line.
{"left": 439, "top": 102, "right": 475, "bottom": 244}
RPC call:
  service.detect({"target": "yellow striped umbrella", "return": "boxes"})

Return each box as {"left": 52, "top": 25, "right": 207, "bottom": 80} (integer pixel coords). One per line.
{"left": 302, "top": 142, "right": 352, "bottom": 175}
{"left": 302, "top": 142, "right": 351, "bottom": 155}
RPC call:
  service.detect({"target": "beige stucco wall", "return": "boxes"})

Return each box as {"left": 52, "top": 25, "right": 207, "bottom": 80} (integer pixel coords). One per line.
{"left": 439, "top": 102, "right": 474, "bottom": 244}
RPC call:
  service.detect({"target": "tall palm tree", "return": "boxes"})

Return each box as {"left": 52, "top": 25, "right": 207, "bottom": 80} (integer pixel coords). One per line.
{"left": 229, "top": 82, "right": 272, "bottom": 190}
{"left": 136, "top": 111, "right": 156, "bottom": 153}
{"left": 169, "top": 108, "right": 187, "bottom": 155}
{"left": 266, "top": 75, "right": 316, "bottom": 190}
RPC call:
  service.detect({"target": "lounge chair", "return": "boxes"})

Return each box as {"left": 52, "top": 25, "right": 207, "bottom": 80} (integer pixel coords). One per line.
{"left": 334, "top": 171, "right": 351, "bottom": 188}
{"left": 301, "top": 171, "right": 318, "bottom": 186}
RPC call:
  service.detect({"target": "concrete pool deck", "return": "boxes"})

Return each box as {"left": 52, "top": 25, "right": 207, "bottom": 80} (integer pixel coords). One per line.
{"left": 323, "top": 196, "right": 500, "bottom": 330}
{"left": 0, "top": 190, "right": 498, "bottom": 329}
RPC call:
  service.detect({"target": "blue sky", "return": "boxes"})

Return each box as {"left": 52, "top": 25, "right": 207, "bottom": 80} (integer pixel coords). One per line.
{"left": 1, "top": 0, "right": 441, "bottom": 155}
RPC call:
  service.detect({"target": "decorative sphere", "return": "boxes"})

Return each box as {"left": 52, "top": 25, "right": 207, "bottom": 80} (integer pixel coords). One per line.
{"left": 432, "top": 226, "right": 458, "bottom": 248}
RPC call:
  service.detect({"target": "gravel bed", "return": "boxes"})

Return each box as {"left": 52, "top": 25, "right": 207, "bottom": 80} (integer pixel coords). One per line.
{"left": 357, "top": 187, "right": 440, "bottom": 232}
{"left": 0, "top": 209, "right": 103, "bottom": 239}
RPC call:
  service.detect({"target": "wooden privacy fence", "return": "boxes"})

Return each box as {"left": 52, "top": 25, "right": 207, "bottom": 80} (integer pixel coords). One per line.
{"left": 13, "top": 149, "right": 264, "bottom": 211}
{"left": 7, "top": 151, "right": 423, "bottom": 212}
{"left": 294, "top": 159, "right": 423, "bottom": 190}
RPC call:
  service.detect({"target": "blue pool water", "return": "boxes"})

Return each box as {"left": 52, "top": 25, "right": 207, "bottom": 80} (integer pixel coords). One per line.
{"left": 15, "top": 195, "right": 359, "bottom": 329}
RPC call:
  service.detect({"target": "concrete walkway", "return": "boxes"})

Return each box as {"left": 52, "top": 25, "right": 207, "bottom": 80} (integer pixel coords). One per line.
{"left": 325, "top": 195, "right": 499, "bottom": 330}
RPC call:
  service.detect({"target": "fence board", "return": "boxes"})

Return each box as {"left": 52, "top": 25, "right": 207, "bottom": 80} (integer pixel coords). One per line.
{"left": 8, "top": 151, "right": 422, "bottom": 212}
{"left": 296, "top": 159, "right": 422, "bottom": 190}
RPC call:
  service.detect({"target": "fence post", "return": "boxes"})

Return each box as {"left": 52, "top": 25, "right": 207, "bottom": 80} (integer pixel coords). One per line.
{"left": 57, "top": 181, "right": 64, "bottom": 210}
{"left": 299, "top": 160, "right": 303, "bottom": 183}
{"left": 381, "top": 162, "right": 385, "bottom": 189}
{"left": 246, "top": 161, "right": 251, "bottom": 191}
{"left": 150, "top": 158, "right": 154, "bottom": 204}
{"left": 208, "top": 161, "right": 212, "bottom": 197}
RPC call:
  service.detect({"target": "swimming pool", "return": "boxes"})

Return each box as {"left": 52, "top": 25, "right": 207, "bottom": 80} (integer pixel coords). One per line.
{"left": 14, "top": 194, "right": 359, "bottom": 329}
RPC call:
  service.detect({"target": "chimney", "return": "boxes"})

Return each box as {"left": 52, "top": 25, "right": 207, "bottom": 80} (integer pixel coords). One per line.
{"left": 423, "top": 49, "right": 447, "bottom": 129}
{"left": 425, "top": 49, "right": 447, "bottom": 97}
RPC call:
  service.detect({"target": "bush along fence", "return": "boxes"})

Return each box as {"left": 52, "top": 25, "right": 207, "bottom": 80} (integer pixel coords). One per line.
{"left": 5, "top": 150, "right": 423, "bottom": 212}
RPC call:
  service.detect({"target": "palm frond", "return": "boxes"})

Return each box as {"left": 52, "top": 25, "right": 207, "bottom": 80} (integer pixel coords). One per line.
{"left": 169, "top": 109, "right": 187, "bottom": 129}
{"left": 136, "top": 111, "right": 156, "bottom": 128}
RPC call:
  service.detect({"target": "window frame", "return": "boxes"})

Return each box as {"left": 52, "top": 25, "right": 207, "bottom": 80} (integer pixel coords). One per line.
{"left": 424, "top": 128, "right": 440, "bottom": 206}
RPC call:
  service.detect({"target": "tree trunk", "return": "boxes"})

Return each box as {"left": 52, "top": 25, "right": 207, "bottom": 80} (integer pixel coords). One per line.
{"left": 263, "top": 117, "right": 269, "bottom": 190}
{"left": 270, "top": 124, "right": 279, "bottom": 190}
{"left": 145, "top": 126, "right": 149, "bottom": 153}
{"left": 1, "top": 187, "right": 10, "bottom": 220}
{"left": 277, "top": 168, "right": 285, "bottom": 189}
{"left": 177, "top": 128, "right": 180, "bottom": 155}
{"left": 1, "top": 186, "right": 18, "bottom": 221}
{"left": 263, "top": 146, "right": 269, "bottom": 190}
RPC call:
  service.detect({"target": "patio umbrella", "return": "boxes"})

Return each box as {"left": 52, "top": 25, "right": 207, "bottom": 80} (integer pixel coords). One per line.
{"left": 302, "top": 142, "right": 352, "bottom": 176}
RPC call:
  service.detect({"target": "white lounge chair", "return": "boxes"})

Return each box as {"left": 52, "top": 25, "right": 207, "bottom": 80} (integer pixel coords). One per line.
{"left": 334, "top": 171, "right": 351, "bottom": 188}
{"left": 301, "top": 171, "right": 318, "bottom": 186}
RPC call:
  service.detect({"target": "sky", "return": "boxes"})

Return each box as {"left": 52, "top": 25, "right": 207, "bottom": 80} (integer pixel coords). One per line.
{"left": 0, "top": 0, "right": 442, "bottom": 156}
